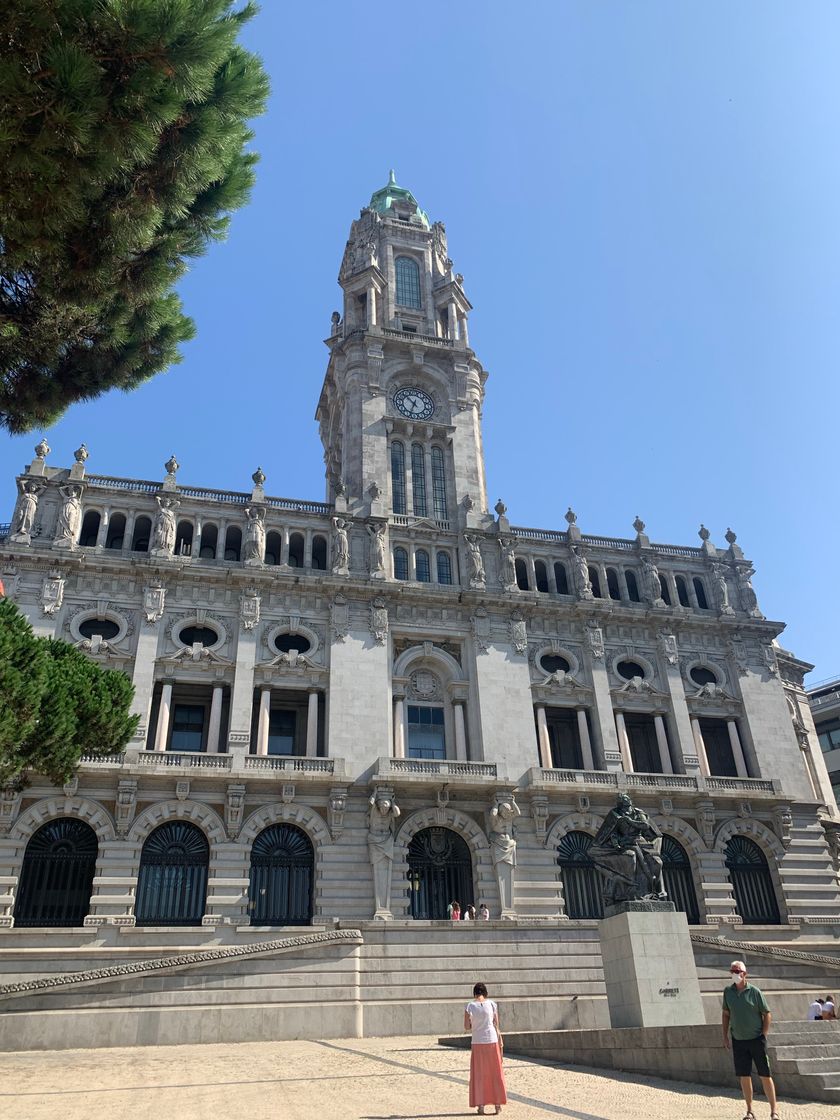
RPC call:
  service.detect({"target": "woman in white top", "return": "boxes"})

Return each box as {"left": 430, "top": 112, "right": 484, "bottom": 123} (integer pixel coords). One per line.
{"left": 823, "top": 995, "right": 836, "bottom": 1020}
{"left": 463, "top": 982, "right": 507, "bottom": 1115}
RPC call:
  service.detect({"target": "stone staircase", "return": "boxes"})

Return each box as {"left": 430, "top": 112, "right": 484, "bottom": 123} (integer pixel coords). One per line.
{"left": 768, "top": 1020, "right": 840, "bottom": 1104}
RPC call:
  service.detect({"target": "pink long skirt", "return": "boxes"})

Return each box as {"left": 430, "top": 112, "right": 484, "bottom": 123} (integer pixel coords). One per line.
{"left": 469, "top": 1042, "right": 507, "bottom": 1107}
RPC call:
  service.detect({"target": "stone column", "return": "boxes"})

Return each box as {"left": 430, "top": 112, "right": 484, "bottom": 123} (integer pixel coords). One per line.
{"left": 588, "top": 651, "right": 622, "bottom": 770}
{"left": 280, "top": 527, "right": 290, "bottom": 567}
{"left": 131, "top": 618, "right": 164, "bottom": 746}
{"left": 598, "top": 564, "right": 610, "bottom": 600}
{"left": 653, "top": 715, "right": 674, "bottom": 774}
{"left": 154, "top": 683, "right": 172, "bottom": 752}
{"left": 367, "top": 283, "right": 377, "bottom": 326}
{"left": 460, "top": 314, "right": 469, "bottom": 346}
{"left": 207, "top": 685, "right": 224, "bottom": 754}
{"left": 577, "top": 709, "right": 595, "bottom": 770}
{"left": 257, "top": 688, "right": 271, "bottom": 756}
{"left": 447, "top": 301, "right": 457, "bottom": 340}
{"left": 615, "top": 710, "right": 633, "bottom": 772}
{"left": 306, "top": 690, "right": 319, "bottom": 757}
{"left": 727, "top": 720, "right": 749, "bottom": 778}
{"left": 527, "top": 556, "right": 538, "bottom": 592}
{"left": 453, "top": 702, "right": 468, "bottom": 762}
{"left": 535, "top": 705, "right": 552, "bottom": 769}
{"left": 393, "top": 698, "right": 406, "bottom": 759}
{"left": 659, "top": 642, "right": 701, "bottom": 774}
{"left": 124, "top": 511, "right": 136, "bottom": 552}
{"left": 303, "top": 531, "right": 313, "bottom": 569}
{"left": 227, "top": 628, "right": 258, "bottom": 754}
{"left": 691, "top": 716, "right": 710, "bottom": 777}
{"left": 617, "top": 569, "right": 630, "bottom": 602}
{"left": 95, "top": 510, "right": 109, "bottom": 549}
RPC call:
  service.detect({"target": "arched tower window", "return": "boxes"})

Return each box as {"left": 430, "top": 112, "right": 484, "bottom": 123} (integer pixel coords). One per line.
{"left": 625, "top": 570, "right": 640, "bottom": 601}
{"left": 198, "top": 523, "right": 218, "bottom": 559}
{"left": 556, "top": 831, "right": 602, "bottom": 920}
{"left": 395, "top": 256, "right": 422, "bottom": 308}
{"left": 265, "top": 530, "right": 282, "bottom": 566}
{"left": 79, "top": 510, "right": 100, "bottom": 547}
{"left": 515, "top": 557, "right": 529, "bottom": 590}
{"left": 176, "top": 520, "right": 194, "bottom": 557}
{"left": 223, "top": 525, "right": 241, "bottom": 562}
{"left": 554, "top": 562, "right": 569, "bottom": 595}
{"left": 436, "top": 551, "right": 452, "bottom": 584}
{"left": 662, "top": 836, "right": 699, "bottom": 924}
{"left": 431, "top": 446, "right": 447, "bottom": 520}
{"left": 14, "top": 818, "right": 98, "bottom": 927}
{"left": 391, "top": 441, "right": 406, "bottom": 515}
{"left": 288, "top": 532, "right": 304, "bottom": 567}
{"left": 606, "top": 568, "right": 621, "bottom": 600}
{"left": 394, "top": 547, "right": 409, "bottom": 581}
{"left": 131, "top": 515, "right": 151, "bottom": 552}
{"left": 312, "top": 535, "right": 327, "bottom": 570}
{"left": 534, "top": 560, "right": 549, "bottom": 593}
{"left": 407, "top": 827, "right": 474, "bottom": 919}
{"left": 693, "top": 577, "right": 709, "bottom": 609}
{"left": 675, "top": 575, "right": 690, "bottom": 607}
{"left": 248, "top": 824, "right": 314, "bottom": 926}
{"left": 588, "top": 567, "right": 602, "bottom": 598}
{"left": 411, "top": 443, "right": 427, "bottom": 516}
{"left": 415, "top": 549, "right": 431, "bottom": 582}
{"left": 105, "top": 512, "right": 126, "bottom": 550}
{"left": 724, "top": 836, "right": 780, "bottom": 925}
{"left": 135, "top": 821, "right": 209, "bottom": 926}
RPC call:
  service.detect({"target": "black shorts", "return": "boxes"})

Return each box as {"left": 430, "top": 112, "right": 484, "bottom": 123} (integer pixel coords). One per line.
{"left": 732, "top": 1035, "right": 771, "bottom": 1078}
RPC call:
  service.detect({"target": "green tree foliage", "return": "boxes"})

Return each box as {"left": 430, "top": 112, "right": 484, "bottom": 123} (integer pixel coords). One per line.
{"left": 0, "top": 598, "right": 139, "bottom": 787}
{"left": 0, "top": 0, "right": 269, "bottom": 433}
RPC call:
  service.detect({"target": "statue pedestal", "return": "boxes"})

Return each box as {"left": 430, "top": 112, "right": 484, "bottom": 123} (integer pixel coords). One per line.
{"left": 598, "top": 903, "right": 705, "bottom": 1029}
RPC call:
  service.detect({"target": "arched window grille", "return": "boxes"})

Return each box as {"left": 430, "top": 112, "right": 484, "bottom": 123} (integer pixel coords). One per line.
{"left": 515, "top": 557, "right": 529, "bottom": 590}
{"left": 411, "top": 443, "right": 427, "bottom": 516}
{"left": 395, "top": 256, "right": 422, "bottom": 308}
{"left": 693, "top": 577, "right": 709, "bottom": 609}
{"left": 394, "top": 547, "right": 409, "bottom": 581}
{"left": 14, "top": 819, "right": 98, "bottom": 927}
{"left": 661, "top": 836, "right": 699, "bottom": 923}
{"left": 391, "top": 441, "right": 406, "bottom": 515}
{"left": 724, "top": 836, "right": 780, "bottom": 925}
{"left": 437, "top": 551, "right": 452, "bottom": 584}
{"left": 135, "top": 822, "right": 209, "bottom": 926}
{"left": 554, "top": 562, "right": 569, "bottom": 595}
{"left": 249, "top": 824, "right": 314, "bottom": 925}
{"left": 556, "top": 831, "right": 603, "bottom": 920}
{"left": 407, "top": 827, "right": 474, "bottom": 919}
{"left": 625, "top": 570, "right": 640, "bottom": 601}
{"left": 431, "top": 446, "right": 447, "bottom": 520}
{"left": 675, "top": 575, "right": 690, "bottom": 607}
{"left": 416, "top": 549, "right": 431, "bottom": 582}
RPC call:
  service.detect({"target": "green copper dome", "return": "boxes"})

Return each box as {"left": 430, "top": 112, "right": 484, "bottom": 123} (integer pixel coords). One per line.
{"left": 369, "top": 170, "right": 430, "bottom": 228}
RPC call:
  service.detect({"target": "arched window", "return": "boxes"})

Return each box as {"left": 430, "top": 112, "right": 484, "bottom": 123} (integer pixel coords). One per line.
{"left": 176, "top": 520, "right": 194, "bottom": 557}
{"left": 437, "top": 551, "right": 452, "bottom": 584}
{"left": 198, "top": 523, "right": 218, "bottom": 560}
{"left": 534, "top": 560, "right": 549, "bottom": 593}
{"left": 625, "top": 570, "right": 640, "bottom": 602}
{"left": 606, "top": 568, "right": 621, "bottom": 600}
{"left": 407, "top": 827, "right": 474, "bottom": 919}
{"left": 675, "top": 575, "right": 690, "bottom": 607}
{"left": 411, "top": 443, "right": 427, "bottom": 516}
{"left": 223, "top": 525, "right": 241, "bottom": 562}
{"left": 265, "top": 530, "right": 282, "bottom": 566}
{"left": 131, "top": 515, "right": 152, "bottom": 552}
{"left": 288, "top": 531, "right": 304, "bottom": 567}
{"left": 415, "top": 549, "right": 431, "bottom": 582}
{"left": 659, "top": 574, "right": 671, "bottom": 605}
{"left": 662, "top": 836, "right": 699, "bottom": 924}
{"left": 312, "top": 535, "right": 327, "bottom": 570}
{"left": 14, "top": 818, "right": 98, "bottom": 927}
{"left": 431, "top": 446, "right": 447, "bottom": 520}
{"left": 515, "top": 557, "right": 529, "bottom": 590}
{"left": 588, "top": 566, "right": 602, "bottom": 598}
{"left": 135, "top": 821, "right": 209, "bottom": 926}
{"left": 724, "top": 836, "right": 780, "bottom": 925}
{"left": 554, "top": 562, "right": 569, "bottom": 595}
{"left": 395, "top": 256, "right": 422, "bottom": 308}
{"left": 693, "top": 577, "right": 709, "bottom": 610}
{"left": 105, "top": 512, "right": 126, "bottom": 550}
{"left": 556, "top": 831, "right": 602, "bottom": 919}
{"left": 394, "top": 547, "right": 409, "bottom": 581}
{"left": 249, "top": 824, "right": 314, "bottom": 926}
{"left": 391, "top": 441, "right": 406, "bottom": 515}
{"left": 79, "top": 510, "right": 100, "bottom": 547}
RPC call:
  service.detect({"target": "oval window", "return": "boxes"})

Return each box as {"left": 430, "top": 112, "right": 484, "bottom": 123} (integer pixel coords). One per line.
{"left": 273, "top": 633, "right": 312, "bottom": 655}
{"left": 617, "top": 660, "right": 646, "bottom": 681}
{"left": 690, "top": 666, "right": 717, "bottom": 687}
{"left": 540, "top": 654, "right": 570, "bottom": 674}
{"left": 78, "top": 618, "right": 120, "bottom": 641}
{"left": 179, "top": 625, "right": 219, "bottom": 647}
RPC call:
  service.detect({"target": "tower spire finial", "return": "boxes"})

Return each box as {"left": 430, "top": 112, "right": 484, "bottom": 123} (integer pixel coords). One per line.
{"left": 388, "top": 168, "right": 397, "bottom": 185}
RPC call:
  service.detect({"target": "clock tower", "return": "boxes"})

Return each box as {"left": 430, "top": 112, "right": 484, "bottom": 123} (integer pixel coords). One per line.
{"left": 316, "top": 172, "right": 490, "bottom": 526}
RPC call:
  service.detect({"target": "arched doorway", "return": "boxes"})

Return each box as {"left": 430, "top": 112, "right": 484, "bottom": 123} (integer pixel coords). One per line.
{"left": 407, "top": 827, "right": 473, "bottom": 919}
{"left": 135, "top": 821, "right": 209, "bottom": 925}
{"left": 15, "top": 818, "right": 98, "bottom": 927}
{"left": 724, "top": 835, "right": 780, "bottom": 924}
{"left": 249, "top": 823, "right": 314, "bottom": 925}
{"left": 556, "top": 830, "right": 603, "bottom": 919}
{"left": 661, "top": 835, "right": 700, "bottom": 924}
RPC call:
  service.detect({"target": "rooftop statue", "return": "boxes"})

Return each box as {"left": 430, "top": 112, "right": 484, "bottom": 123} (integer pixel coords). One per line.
{"left": 589, "top": 793, "right": 667, "bottom": 908}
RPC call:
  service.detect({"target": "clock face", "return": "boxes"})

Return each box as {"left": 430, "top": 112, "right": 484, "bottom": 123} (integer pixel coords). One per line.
{"left": 394, "top": 386, "right": 434, "bottom": 420}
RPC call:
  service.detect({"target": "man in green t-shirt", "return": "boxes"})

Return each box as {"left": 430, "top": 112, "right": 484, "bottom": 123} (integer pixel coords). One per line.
{"left": 721, "top": 960, "right": 780, "bottom": 1120}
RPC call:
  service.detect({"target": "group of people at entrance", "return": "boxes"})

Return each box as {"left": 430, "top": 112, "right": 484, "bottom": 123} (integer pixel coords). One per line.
{"left": 449, "top": 901, "right": 489, "bottom": 921}
{"left": 808, "top": 994, "right": 836, "bottom": 1020}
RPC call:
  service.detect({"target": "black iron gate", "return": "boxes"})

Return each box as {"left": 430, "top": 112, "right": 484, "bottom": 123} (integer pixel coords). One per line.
{"left": 556, "top": 830, "right": 603, "bottom": 919}
{"left": 407, "top": 827, "right": 473, "bottom": 919}
{"left": 725, "top": 836, "right": 780, "bottom": 924}
{"left": 662, "top": 835, "right": 700, "bottom": 923}
{"left": 135, "top": 821, "right": 209, "bottom": 925}
{"left": 15, "top": 818, "right": 98, "bottom": 927}
{"left": 249, "top": 824, "right": 314, "bottom": 924}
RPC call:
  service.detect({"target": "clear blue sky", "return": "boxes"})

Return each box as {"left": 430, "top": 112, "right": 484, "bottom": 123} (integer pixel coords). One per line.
{"left": 2, "top": 2, "right": 839, "bottom": 680}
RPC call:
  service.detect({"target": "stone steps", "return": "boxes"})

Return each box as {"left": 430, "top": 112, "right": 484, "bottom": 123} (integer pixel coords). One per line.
{"left": 767, "top": 1021, "right": 840, "bottom": 1102}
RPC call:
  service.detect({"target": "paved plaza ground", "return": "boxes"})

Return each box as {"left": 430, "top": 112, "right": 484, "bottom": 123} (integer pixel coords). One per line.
{"left": 0, "top": 1035, "right": 832, "bottom": 1120}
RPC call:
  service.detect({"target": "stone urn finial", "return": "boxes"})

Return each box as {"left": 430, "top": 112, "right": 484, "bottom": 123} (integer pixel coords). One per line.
{"left": 725, "top": 527, "right": 737, "bottom": 545}
{"left": 698, "top": 524, "right": 710, "bottom": 542}
{"left": 165, "top": 455, "right": 179, "bottom": 476}
{"left": 633, "top": 515, "right": 645, "bottom": 535}
{"left": 252, "top": 466, "right": 266, "bottom": 488}
{"left": 74, "top": 443, "right": 89, "bottom": 464}
{"left": 494, "top": 498, "right": 507, "bottom": 517}
{"left": 34, "top": 437, "right": 50, "bottom": 461}
{"left": 564, "top": 506, "right": 577, "bottom": 526}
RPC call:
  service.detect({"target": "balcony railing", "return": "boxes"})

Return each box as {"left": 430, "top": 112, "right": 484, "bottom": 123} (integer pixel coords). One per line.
{"left": 242, "top": 757, "right": 335, "bottom": 774}
{"left": 382, "top": 758, "right": 497, "bottom": 779}
{"left": 535, "top": 767, "right": 776, "bottom": 795}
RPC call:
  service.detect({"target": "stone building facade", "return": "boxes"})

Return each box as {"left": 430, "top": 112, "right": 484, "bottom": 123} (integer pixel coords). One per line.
{"left": 0, "top": 173, "right": 838, "bottom": 948}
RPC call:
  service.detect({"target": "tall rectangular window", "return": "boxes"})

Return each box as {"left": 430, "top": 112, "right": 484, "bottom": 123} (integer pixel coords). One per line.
{"left": 395, "top": 256, "right": 421, "bottom": 308}
{"left": 268, "top": 710, "right": 297, "bottom": 756}
{"left": 170, "top": 704, "right": 205, "bottom": 752}
{"left": 390, "top": 441, "right": 406, "bottom": 514}
{"left": 407, "top": 706, "right": 445, "bottom": 760}
{"left": 431, "top": 446, "right": 447, "bottom": 520}
{"left": 411, "top": 443, "right": 427, "bottom": 516}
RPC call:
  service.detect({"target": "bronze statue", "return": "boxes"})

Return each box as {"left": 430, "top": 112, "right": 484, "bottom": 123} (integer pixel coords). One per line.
{"left": 589, "top": 793, "right": 667, "bottom": 907}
